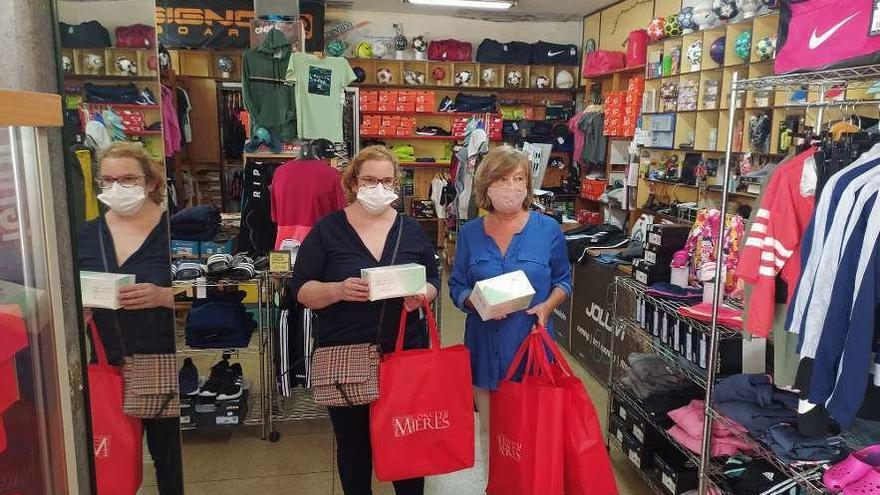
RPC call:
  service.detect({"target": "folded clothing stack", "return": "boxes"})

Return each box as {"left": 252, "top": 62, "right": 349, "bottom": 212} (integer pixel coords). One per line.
{"left": 218, "top": 213, "right": 241, "bottom": 240}
{"left": 171, "top": 205, "right": 221, "bottom": 241}
{"left": 667, "top": 400, "right": 758, "bottom": 457}
{"left": 619, "top": 352, "right": 690, "bottom": 399}
{"left": 718, "top": 455, "right": 823, "bottom": 495}
{"left": 185, "top": 291, "right": 255, "bottom": 349}
{"left": 678, "top": 302, "right": 743, "bottom": 330}
{"left": 565, "top": 223, "right": 628, "bottom": 263}
{"left": 646, "top": 282, "right": 703, "bottom": 301}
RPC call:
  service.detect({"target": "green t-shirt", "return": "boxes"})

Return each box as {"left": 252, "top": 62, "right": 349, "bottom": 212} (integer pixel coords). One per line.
{"left": 285, "top": 54, "right": 356, "bottom": 142}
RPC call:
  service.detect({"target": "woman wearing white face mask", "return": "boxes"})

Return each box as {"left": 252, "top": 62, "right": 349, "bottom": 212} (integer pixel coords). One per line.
{"left": 77, "top": 142, "right": 183, "bottom": 494}
{"left": 292, "top": 145, "right": 439, "bottom": 495}
{"left": 448, "top": 145, "right": 572, "bottom": 469}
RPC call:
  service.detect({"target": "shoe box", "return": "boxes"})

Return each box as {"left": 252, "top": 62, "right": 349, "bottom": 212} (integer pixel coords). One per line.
{"left": 633, "top": 258, "right": 671, "bottom": 286}
{"left": 654, "top": 450, "right": 698, "bottom": 495}
{"left": 193, "top": 388, "right": 250, "bottom": 427}
{"left": 171, "top": 240, "right": 201, "bottom": 260}
{"left": 646, "top": 224, "right": 691, "bottom": 257}
{"left": 180, "top": 396, "right": 195, "bottom": 427}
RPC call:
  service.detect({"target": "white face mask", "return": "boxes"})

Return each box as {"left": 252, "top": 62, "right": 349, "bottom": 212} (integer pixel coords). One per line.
{"left": 356, "top": 185, "right": 398, "bottom": 215}
{"left": 97, "top": 183, "right": 147, "bottom": 216}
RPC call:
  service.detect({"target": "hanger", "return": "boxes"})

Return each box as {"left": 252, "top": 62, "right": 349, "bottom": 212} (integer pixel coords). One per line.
{"left": 249, "top": 75, "right": 294, "bottom": 86}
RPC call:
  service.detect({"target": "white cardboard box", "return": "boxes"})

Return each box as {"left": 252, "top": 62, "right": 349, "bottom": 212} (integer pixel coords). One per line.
{"left": 469, "top": 270, "right": 536, "bottom": 321}
{"left": 80, "top": 271, "right": 136, "bottom": 310}
{"left": 361, "top": 263, "right": 427, "bottom": 301}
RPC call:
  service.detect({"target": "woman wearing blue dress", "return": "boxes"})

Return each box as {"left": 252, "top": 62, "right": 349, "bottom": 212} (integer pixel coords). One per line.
{"left": 448, "top": 145, "right": 572, "bottom": 467}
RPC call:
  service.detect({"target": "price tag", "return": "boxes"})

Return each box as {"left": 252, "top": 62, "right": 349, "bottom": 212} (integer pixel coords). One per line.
{"left": 633, "top": 425, "right": 645, "bottom": 442}
{"left": 645, "top": 250, "right": 656, "bottom": 264}
{"left": 196, "top": 276, "right": 207, "bottom": 299}
{"left": 628, "top": 449, "right": 641, "bottom": 467}
{"left": 662, "top": 473, "right": 676, "bottom": 493}
{"left": 269, "top": 250, "right": 292, "bottom": 273}
{"left": 180, "top": 416, "right": 190, "bottom": 425}
{"left": 216, "top": 415, "right": 240, "bottom": 425}
{"left": 648, "top": 232, "right": 661, "bottom": 245}
{"left": 636, "top": 270, "right": 648, "bottom": 284}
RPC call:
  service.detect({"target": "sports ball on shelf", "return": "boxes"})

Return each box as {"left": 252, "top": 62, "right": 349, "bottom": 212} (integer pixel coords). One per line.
{"left": 326, "top": 39, "right": 346, "bottom": 57}
{"left": 534, "top": 75, "right": 550, "bottom": 89}
{"left": 686, "top": 40, "right": 703, "bottom": 67}
{"left": 761, "top": 0, "right": 778, "bottom": 8}
{"left": 217, "top": 56, "right": 235, "bottom": 77}
{"left": 506, "top": 69, "right": 523, "bottom": 87}
{"left": 735, "top": 30, "right": 752, "bottom": 60}
{"left": 712, "top": 0, "right": 739, "bottom": 21}
{"left": 664, "top": 14, "right": 683, "bottom": 37}
{"left": 62, "top": 55, "right": 72, "bottom": 73}
{"left": 377, "top": 67, "right": 393, "bottom": 84}
{"left": 147, "top": 54, "right": 158, "bottom": 71}
{"left": 756, "top": 34, "right": 777, "bottom": 61}
{"left": 647, "top": 17, "right": 666, "bottom": 41}
{"left": 393, "top": 34, "right": 408, "bottom": 52}
{"left": 356, "top": 42, "right": 373, "bottom": 59}
{"left": 114, "top": 56, "right": 137, "bottom": 75}
{"left": 404, "top": 70, "right": 425, "bottom": 85}
{"left": 710, "top": 36, "right": 726, "bottom": 64}
{"left": 555, "top": 69, "right": 574, "bottom": 89}
{"left": 741, "top": 0, "right": 761, "bottom": 18}
{"left": 693, "top": 1, "right": 719, "bottom": 30}
{"left": 481, "top": 67, "right": 497, "bottom": 84}
{"left": 352, "top": 66, "right": 367, "bottom": 83}
{"left": 678, "top": 7, "right": 698, "bottom": 33}
{"left": 85, "top": 53, "right": 104, "bottom": 71}
{"left": 158, "top": 50, "right": 171, "bottom": 70}
{"left": 454, "top": 70, "right": 473, "bottom": 86}
{"left": 412, "top": 36, "right": 427, "bottom": 52}
{"left": 371, "top": 41, "right": 388, "bottom": 59}
{"left": 432, "top": 67, "right": 446, "bottom": 81}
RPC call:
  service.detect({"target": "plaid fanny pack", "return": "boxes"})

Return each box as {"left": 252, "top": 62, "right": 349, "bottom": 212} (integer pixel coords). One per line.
{"left": 122, "top": 353, "right": 179, "bottom": 418}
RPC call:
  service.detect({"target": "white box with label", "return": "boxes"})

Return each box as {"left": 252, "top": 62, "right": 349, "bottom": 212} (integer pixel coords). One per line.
{"left": 361, "top": 263, "right": 427, "bottom": 301}
{"left": 80, "top": 271, "right": 136, "bottom": 310}
{"left": 469, "top": 270, "right": 536, "bottom": 321}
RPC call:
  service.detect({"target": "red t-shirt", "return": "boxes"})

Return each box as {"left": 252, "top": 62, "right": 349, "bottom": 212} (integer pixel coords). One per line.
{"left": 270, "top": 159, "right": 347, "bottom": 247}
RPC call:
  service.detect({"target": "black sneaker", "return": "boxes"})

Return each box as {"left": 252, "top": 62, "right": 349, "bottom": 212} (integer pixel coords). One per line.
{"left": 137, "top": 87, "right": 158, "bottom": 106}
{"left": 438, "top": 96, "right": 455, "bottom": 112}
{"left": 178, "top": 357, "right": 200, "bottom": 396}
{"left": 217, "top": 363, "right": 244, "bottom": 401}
{"left": 199, "top": 356, "right": 230, "bottom": 397}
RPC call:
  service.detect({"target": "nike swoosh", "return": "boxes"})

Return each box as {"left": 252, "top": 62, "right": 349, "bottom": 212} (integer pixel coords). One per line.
{"left": 809, "top": 12, "right": 859, "bottom": 49}
{"left": 548, "top": 50, "right": 565, "bottom": 57}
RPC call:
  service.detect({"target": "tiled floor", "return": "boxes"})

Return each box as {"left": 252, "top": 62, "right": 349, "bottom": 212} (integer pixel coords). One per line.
{"left": 144, "top": 282, "right": 650, "bottom": 494}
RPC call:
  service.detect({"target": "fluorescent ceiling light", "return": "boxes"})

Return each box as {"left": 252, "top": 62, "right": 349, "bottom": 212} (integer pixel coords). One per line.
{"left": 404, "top": 0, "right": 515, "bottom": 9}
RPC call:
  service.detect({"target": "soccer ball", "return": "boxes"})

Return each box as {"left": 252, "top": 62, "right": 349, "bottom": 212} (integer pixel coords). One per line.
{"left": 393, "top": 34, "right": 408, "bottom": 51}
{"left": 555, "top": 70, "right": 574, "bottom": 89}
{"left": 326, "top": 40, "right": 346, "bottom": 57}
{"left": 432, "top": 67, "right": 446, "bottom": 81}
{"left": 678, "top": 7, "right": 698, "bottom": 33}
{"left": 371, "top": 41, "right": 388, "bottom": 59}
{"left": 404, "top": 70, "right": 425, "bottom": 85}
{"left": 217, "top": 56, "right": 235, "bottom": 76}
{"left": 693, "top": 1, "right": 719, "bottom": 29}
{"left": 356, "top": 42, "right": 373, "bottom": 59}
{"left": 377, "top": 68, "right": 393, "bottom": 84}
{"left": 756, "top": 34, "right": 776, "bottom": 60}
{"left": 686, "top": 40, "right": 703, "bottom": 67}
{"left": 664, "top": 14, "right": 683, "bottom": 37}
{"left": 412, "top": 36, "right": 427, "bottom": 53}
{"left": 506, "top": 69, "right": 523, "bottom": 87}
{"left": 115, "top": 56, "right": 137, "bottom": 75}
{"left": 534, "top": 76, "right": 550, "bottom": 89}
{"left": 481, "top": 67, "right": 497, "bottom": 84}
{"left": 710, "top": 37, "right": 726, "bottom": 64}
{"left": 454, "top": 70, "right": 473, "bottom": 86}
{"left": 713, "top": 0, "right": 739, "bottom": 21}
{"left": 735, "top": 31, "right": 752, "bottom": 60}
{"left": 648, "top": 17, "right": 666, "bottom": 41}
{"left": 62, "top": 55, "right": 72, "bottom": 73}
{"left": 85, "top": 53, "right": 104, "bottom": 71}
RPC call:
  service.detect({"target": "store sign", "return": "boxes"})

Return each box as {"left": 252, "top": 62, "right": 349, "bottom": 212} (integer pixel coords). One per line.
{"left": 569, "top": 261, "right": 644, "bottom": 384}
{"left": 157, "top": 0, "right": 324, "bottom": 51}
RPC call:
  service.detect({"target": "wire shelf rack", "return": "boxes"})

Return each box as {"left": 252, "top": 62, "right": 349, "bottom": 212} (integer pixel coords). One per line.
{"left": 271, "top": 389, "right": 329, "bottom": 422}
{"left": 616, "top": 316, "right": 709, "bottom": 389}
{"left": 732, "top": 64, "right": 880, "bottom": 91}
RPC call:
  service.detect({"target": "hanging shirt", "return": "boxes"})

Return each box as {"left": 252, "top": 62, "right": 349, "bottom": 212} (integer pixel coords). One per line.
{"left": 75, "top": 149, "right": 100, "bottom": 221}
{"left": 270, "top": 159, "right": 347, "bottom": 247}
{"left": 454, "top": 127, "right": 488, "bottom": 220}
{"left": 284, "top": 54, "right": 356, "bottom": 142}
{"left": 242, "top": 29, "right": 297, "bottom": 143}
{"left": 160, "top": 85, "right": 182, "bottom": 157}
{"left": 737, "top": 148, "right": 816, "bottom": 337}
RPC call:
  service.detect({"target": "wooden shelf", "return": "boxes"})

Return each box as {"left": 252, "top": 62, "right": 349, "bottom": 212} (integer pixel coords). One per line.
{"left": 65, "top": 75, "right": 158, "bottom": 82}
{"left": 125, "top": 129, "right": 162, "bottom": 136}
{"left": 583, "top": 64, "right": 646, "bottom": 80}
{"left": 362, "top": 111, "right": 500, "bottom": 117}
{"left": 362, "top": 134, "right": 501, "bottom": 142}
{"left": 82, "top": 103, "right": 159, "bottom": 110}
{"left": 399, "top": 161, "right": 451, "bottom": 167}
{"left": 354, "top": 83, "right": 576, "bottom": 93}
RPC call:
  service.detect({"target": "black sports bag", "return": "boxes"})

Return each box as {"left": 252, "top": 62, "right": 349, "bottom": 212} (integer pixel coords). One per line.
{"left": 476, "top": 39, "right": 505, "bottom": 63}
{"left": 453, "top": 93, "right": 497, "bottom": 113}
{"left": 84, "top": 83, "right": 140, "bottom": 104}
{"left": 530, "top": 41, "right": 579, "bottom": 65}
{"left": 59, "top": 21, "right": 111, "bottom": 48}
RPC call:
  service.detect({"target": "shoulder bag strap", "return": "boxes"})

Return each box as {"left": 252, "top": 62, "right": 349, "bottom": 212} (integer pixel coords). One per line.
{"left": 375, "top": 214, "right": 404, "bottom": 346}
{"left": 97, "top": 220, "right": 130, "bottom": 358}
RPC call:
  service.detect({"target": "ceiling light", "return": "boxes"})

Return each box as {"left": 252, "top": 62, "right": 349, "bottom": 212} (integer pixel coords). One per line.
{"left": 403, "top": 0, "right": 515, "bottom": 10}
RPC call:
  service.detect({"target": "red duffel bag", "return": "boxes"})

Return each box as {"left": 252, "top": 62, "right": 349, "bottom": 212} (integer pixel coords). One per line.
{"left": 583, "top": 50, "right": 626, "bottom": 77}
{"left": 370, "top": 301, "right": 474, "bottom": 481}
{"left": 428, "top": 39, "right": 472, "bottom": 61}
{"left": 87, "top": 317, "right": 143, "bottom": 495}
{"left": 487, "top": 329, "right": 565, "bottom": 495}
{"left": 115, "top": 24, "right": 156, "bottom": 48}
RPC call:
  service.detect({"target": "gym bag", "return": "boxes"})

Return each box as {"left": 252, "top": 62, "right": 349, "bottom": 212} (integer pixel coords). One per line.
{"left": 84, "top": 83, "right": 140, "bottom": 104}
{"left": 775, "top": 0, "right": 880, "bottom": 74}
{"left": 476, "top": 39, "right": 532, "bottom": 64}
{"left": 59, "top": 21, "right": 111, "bottom": 48}
{"left": 428, "top": 39, "right": 472, "bottom": 61}
{"left": 370, "top": 302, "right": 474, "bottom": 481}
{"left": 453, "top": 93, "right": 497, "bottom": 113}
{"left": 530, "top": 41, "right": 579, "bottom": 65}
{"left": 115, "top": 24, "right": 156, "bottom": 49}
{"left": 87, "top": 317, "right": 144, "bottom": 495}
{"left": 583, "top": 50, "right": 626, "bottom": 77}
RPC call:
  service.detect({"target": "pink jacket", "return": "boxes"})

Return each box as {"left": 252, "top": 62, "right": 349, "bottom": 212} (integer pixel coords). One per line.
{"left": 667, "top": 400, "right": 757, "bottom": 457}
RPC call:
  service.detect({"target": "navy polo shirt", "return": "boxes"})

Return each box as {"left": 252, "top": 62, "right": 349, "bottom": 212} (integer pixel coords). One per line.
{"left": 78, "top": 214, "right": 174, "bottom": 364}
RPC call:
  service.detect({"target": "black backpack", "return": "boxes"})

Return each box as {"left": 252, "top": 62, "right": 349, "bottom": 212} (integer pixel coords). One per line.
{"left": 59, "top": 21, "right": 111, "bottom": 48}
{"left": 530, "top": 41, "right": 579, "bottom": 65}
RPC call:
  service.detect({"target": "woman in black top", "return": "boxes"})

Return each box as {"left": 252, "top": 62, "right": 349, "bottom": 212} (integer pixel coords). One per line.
{"left": 292, "top": 146, "right": 440, "bottom": 495}
{"left": 77, "top": 142, "right": 183, "bottom": 495}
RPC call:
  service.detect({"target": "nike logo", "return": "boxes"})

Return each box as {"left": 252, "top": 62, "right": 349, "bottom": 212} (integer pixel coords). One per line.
{"left": 548, "top": 50, "right": 565, "bottom": 57}
{"left": 809, "top": 12, "right": 859, "bottom": 49}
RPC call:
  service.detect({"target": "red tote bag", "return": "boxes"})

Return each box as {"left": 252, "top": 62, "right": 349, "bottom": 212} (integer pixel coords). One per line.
{"left": 87, "top": 318, "right": 144, "bottom": 495}
{"left": 538, "top": 327, "right": 619, "bottom": 495}
{"left": 487, "top": 330, "right": 565, "bottom": 495}
{"left": 370, "top": 301, "right": 474, "bottom": 481}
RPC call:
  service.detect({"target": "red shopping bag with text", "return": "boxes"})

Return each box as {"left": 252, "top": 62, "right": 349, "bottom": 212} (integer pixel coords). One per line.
{"left": 370, "top": 301, "right": 474, "bottom": 481}
{"left": 537, "top": 327, "right": 619, "bottom": 495}
{"left": 487, "top": 329, "right": 565, "bottom": 495}
{"left": 86, "top": 317, "right": 143, "bottom": 495}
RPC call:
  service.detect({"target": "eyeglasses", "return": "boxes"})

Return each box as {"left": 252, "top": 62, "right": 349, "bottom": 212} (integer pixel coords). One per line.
{"left": 491, "top": 175, "right": 526, "bottom": 187}
{"left": 358, "top": 176, "right": 397, "bottom": 188}
{"left": 95, "top": 175, "right": 145, "bottom": 189}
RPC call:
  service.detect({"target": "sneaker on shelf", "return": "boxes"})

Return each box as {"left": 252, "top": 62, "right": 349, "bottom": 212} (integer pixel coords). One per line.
{"left": 217, "top": 363, "right": 244, "bottom": 401}
{"left": 178, "top": 357, "right": 200, "bottom": 396}
{"left": 438, "top": 96, "right": 456, "bottom": 112}
{"left": 199, "top": 356, "right": 230, "bottom": 398}
{"left": 137, "top": 87, "right": 158, "bottom": 105}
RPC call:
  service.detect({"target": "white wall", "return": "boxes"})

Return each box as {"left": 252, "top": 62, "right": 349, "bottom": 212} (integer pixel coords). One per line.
{"left": 326, "top": 8, "right": 583, "bottom": 57}
{"left": 56, "top": 0, "right": 155, "bottom": 44}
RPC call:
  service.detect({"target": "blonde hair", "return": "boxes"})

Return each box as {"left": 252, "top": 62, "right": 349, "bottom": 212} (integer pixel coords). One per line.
{"left": 97, "top": 142, "right": 165, "bottom": 204}
{"left": 474, "top": 145, "right": 533, "bottom": 211}
{"left": 341, "top": 145, "right": 401, "bottom": 203}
